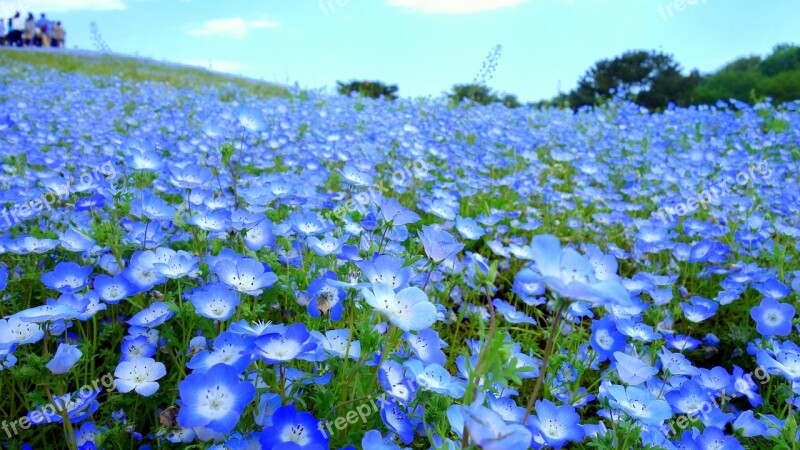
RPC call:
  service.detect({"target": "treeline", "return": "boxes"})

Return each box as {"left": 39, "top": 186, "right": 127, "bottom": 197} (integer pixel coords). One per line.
{"left": 336, "top": 43, "right": 800, "bottom": 110}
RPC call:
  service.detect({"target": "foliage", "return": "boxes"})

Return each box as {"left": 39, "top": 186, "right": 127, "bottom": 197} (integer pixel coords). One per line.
{"left": 336, "top": 80, "right": 399, "bottom": 100}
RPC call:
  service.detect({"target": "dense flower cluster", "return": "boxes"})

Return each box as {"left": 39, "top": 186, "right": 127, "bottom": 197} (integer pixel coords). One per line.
{"left": 0, "top": 63, "right": 798, "bottom": 450}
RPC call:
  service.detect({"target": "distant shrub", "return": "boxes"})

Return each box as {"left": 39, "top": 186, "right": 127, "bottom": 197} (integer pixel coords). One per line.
{"left": 449, "top": 84, "right": 521, "bottom": 108}
{"left": 336, "top": 80, "right": 398, "bottom": 100}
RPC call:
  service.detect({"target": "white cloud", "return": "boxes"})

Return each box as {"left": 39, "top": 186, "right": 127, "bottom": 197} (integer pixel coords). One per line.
{"left": 183, "top": 59, "right": 245, "bottom": 74}
{"left": 187, "top": 17, "right": 279, "bottom": 40}
{"left": 387, "top": 0, "right": 529, "bottom": 14}
{"left": 14, "top": 0, "right": 127, "bottom": 13}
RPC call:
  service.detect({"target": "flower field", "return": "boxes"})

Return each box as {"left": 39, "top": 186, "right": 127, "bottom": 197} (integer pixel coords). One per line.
{"left": 0, "top": 59, "right": 799, "bottom": 450}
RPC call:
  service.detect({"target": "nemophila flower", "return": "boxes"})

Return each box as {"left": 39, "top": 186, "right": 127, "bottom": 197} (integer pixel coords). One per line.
{"left": 339, "top": 164, "right": 373, "bottom": 187}
{"left": 418, "top": 225, "right": 464, "bottom": 263}
{"left": 114, "top": 356, "right": 167, "bottom": 397}
{"left": 403, "top": 328, "right": 447, "bottom": 366}
{"left": 253, "top": 323, "right": 316, "bottom": 364}
{"left": 492, "top": 298, "right": 535, "bottom": 324}
{"left": 152, "top": 250, "right": 200, "bottom": 279}
{"left": 169, "top": 163, "right": 212, "bottom": 190}
{"left": 307, "top": 234, "right": 349, "bottom": 256}
{"left": 526, "top": 234, "right": 631, "bottom": 307}
{"left": 658, "top": 348, "right": 700, "bottom": 377}
{"left": 755, "top": 340, "right": 800, "bottom": 382}
{"left": 0, "top": 266, "right": 7, "bottom": 291}
{"left": 613, "top": 351, "right": 658, "bottom": 385}
{"left": 665, "top": 379, "right": 712, "bottom": 415}
{"left": 122, "top": 250, "right": 168, "bottom": 292}
{"left": 696, "top": 426, "right": 745, "bottom": 450}
{"left": 730, "top": 365, "right": 763, "bottom": 406}
{"left": 214, "top": 255, "right": 277, "bottom": 296}
{"left": 289, "top": 210, "right": 332, "bottom": 236}
{"left": 525, "top": 399, "right": 584, "bottom": 449}
{"left": 237, "top": 106, "right": 266, "bottom": 132}
{"left": 680, "top": 296, "right": 718, "bottom": 323}
{"left": 127, "top": 302, "right": 174, "bottom": 328}
{"left": 404, "top": 359, "right": 465, "bottom": 398}
{"left": 187, "top": 332, "right": 253, "bottom": 373}
{"left": 74, "top": 421, "right": 104, "bottom": 448}
{"left": 306, "top": 271, "right": 346, "bottom": 321}
{"left": 456, "top": 403, "right": 530, "bottom": 450}
{"left": 13, "top": 304, "right": 81, "bottom": 323}
{"left": 41, "top": 261, "right": 93, "bottom": 294}
{"left": 189, "top": 208, "right": 229, "bottom": 233}
{"left": 357, "top": 254, "right": 413, "bottom": 290}
{"left": 259, "top": 404, "right": 329, "bottom": 449}
{"left": 0, "top": 343, "right": 17, "bottom": 370}
{"left": 606, "top": 384, "right": 671, "bottom": 426}
{"left": 361, "top": 282, "right": 437, "bottom": 332}
{"left": 177, "top": 363, "right": 256, "bottom": 434}
{"left": 361, "top": 429, "right": 400, "bottom": 450}
{"left": 380, "top": 399, "right": 415, "bottom": 445}
{"left": 123, "top": 138, "right": 163, "bottom": 171}
{"left": 379, "top": 197, "right": 420, "bottom": 226}
{"left": 379, "top": 359, "right": 416, "bottom": 403}
{"left": 589, "top": 316, "right": 626, "bottom": 362}
{"left": 135, "top": 191, "right": 177, "bottom": 221}
{"left": 244, "top": 218, "right": 275, "bottom": 251}
{"left": 92, "top": 273, "right": 134, "bottom": 304}
{"left": 487, "top": 393, "right": 526, "bottom": 423}
{"left": 56, "top": 227, "right": 96, "bottom": 253}
{"left": 455, "top": 216, "right": 485, "bottom": 240}
{"left": 615, "top": 318, "right": 662, "bottom": 342}
{"left": 46, "top": 343, "right": 82, "bottom": 374}
{"left": 750, "top": 297, "right": 795, "bottom": 337}
{"left": 189, "top": 283, "right": 241, "bottom": 321}
{"left": 310, "top": 329, "right": 360, "bottom": 360}
{"left": 121, "top": 335, "right": 156, "bottom": 361}
{"left": 0, "top": 317, "right": 44, "bottom": 345}
{"left": 665, "top": 334, "right": 701, "bottom": 351}
{"left": 28, "top": 389, "right": 100, "bottom": 425}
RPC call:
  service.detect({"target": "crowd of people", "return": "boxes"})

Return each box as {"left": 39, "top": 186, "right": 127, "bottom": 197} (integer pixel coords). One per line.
{"left": 0, "top": 12, "right": 66, "bottom": 48}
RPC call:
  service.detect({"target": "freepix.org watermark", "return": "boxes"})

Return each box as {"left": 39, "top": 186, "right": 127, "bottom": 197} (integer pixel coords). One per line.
{"left": 654, "top": 160, "right": 772, "bottom": 225}
{"left": 1, "top": 373, "right": 115, "bottom": 438}
{"left": 1, "top": 160, "right": 116, "bottom": 228}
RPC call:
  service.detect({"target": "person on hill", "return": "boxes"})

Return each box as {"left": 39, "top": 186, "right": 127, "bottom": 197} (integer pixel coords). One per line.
{"left": 23, "top": 13, "right": 35, "bottom": 47}
{"left": 52, "top": 21, "right": 65, "bottom": 48}
{"left": 0, "top": 18, "right": 6, "bottom": 46}
{"left": 8, "top": 13, "right": 23, "bottom": 47}
{"left": 36, "top": 13, "right": 51, "bottom": 47}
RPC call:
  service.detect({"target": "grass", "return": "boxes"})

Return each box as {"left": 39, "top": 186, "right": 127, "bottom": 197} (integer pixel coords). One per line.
{"left": 0, "top": 48, "right": 291, "bottom": 100}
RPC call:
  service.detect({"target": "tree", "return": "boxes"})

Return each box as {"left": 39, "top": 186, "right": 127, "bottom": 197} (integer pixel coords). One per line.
{"left": 567, "top": 50, "right": 700, "bottom": 110}
{"left": 449, "top": 84, "right": 521, "bottom": 108}
{"left": 336, "top": 80, "right": 398, "bottom": 101}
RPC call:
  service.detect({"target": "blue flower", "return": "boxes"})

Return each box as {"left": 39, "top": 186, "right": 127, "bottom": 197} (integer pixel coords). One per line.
{"left": 152, "top": 250, "right": 200, "bottom": 279}
{"left": 41, "top": 262, "right": 93, "bottom": 294}
{"left": 252, "top": 323, "right": 316, "bottom": 364}
{"left": 379, "top": 197, "right": 420, "bottom": 226}
{"left": 214, "top": 255, "right": 277, "bottom": 296}
{"left": 403, "top": 328, "right": 447, "bottom": 366}
{"left": 404, "top": 359, "right": 465, "bottom": 398}
{"left": 177, "top": 363, "right": 255, "bottom": 434}
{"left": 589, "top": 316, "right": 626, "bottom": 362}
{"left": 28, "top": 389, "right": 100, "bottom": 425}
{"left": 187, "top": 332, "right": 253, "bottom": 373}
{"left": 357, "top": 254, "right": 413, "bottom": 290}
{"left": 418, "top": 225, "right": 464, "bottom": 263}
{"left": 606, "top": 384, "right": 671, "bottom": 426}
{"left": 750, "top": 297, "right": 795, "bottom": 337}
{"left": 380, "top": 399, "right": 415, "bottom": 445}
{"left": 525, "top": 399, "right": 584, "bottom": 449}
{"left": 114, "top": 356, "right": 167, "bottom": 397}
{"left": 665, "top": 380, "right": 712, "bottom": 415}
{"left": 92, "top": 274, "right": 134, "bottom": 304}
{"left": 307, "top": 271, "right": 346, "bottom": 321}
{"left": 189, "top": 283, "right": 241, "bottom": 321}
{"left": 613, "top": 351, "right": 658, "bottom": 385}
{"left": 127, "top": 302, "right": 175, "bottom": 328}
{"left": 259, "top": 404, "right": 328, "bottom": 449}
{"left": 526, "top": 234, "right": 631, "bottom": 307}
{"left": 755, "top": 340, "right": 800, "bottom": 382}
{"left": 46, "top": 343, "right": 82, "bottom": 374}
{"left": 361, "top": 282, "right": 437, "bottom": 332}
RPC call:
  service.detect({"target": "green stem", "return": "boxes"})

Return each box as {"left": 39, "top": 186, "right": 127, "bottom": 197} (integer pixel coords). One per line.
{"left": 522, "top": 299, "right": 567, "bottom": 424}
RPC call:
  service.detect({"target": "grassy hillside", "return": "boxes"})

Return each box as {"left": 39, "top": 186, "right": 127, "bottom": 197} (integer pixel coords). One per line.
{"left": 0, "top": 48, "right": 291, "bottom": 99}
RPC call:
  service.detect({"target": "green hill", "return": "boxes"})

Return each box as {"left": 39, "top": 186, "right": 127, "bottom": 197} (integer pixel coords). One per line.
{"left": 0, "top": 48, "right": 291, "bottom": 99}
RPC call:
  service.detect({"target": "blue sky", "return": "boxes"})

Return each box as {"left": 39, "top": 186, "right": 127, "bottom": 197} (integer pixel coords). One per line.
{"left": 4, "top": 0, "right": 799, "bottom": 101}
